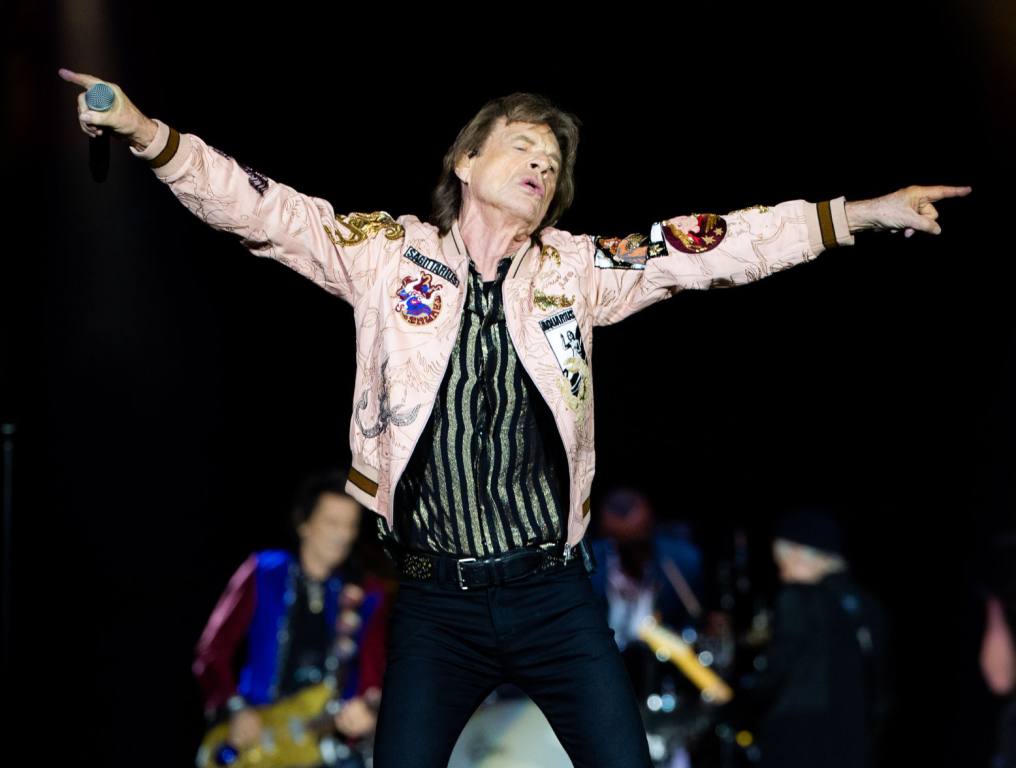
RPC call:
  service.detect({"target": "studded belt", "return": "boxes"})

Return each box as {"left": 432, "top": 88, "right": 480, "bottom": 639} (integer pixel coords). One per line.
{"left": 395, "top": 540, "right": 582, "bottom": 590}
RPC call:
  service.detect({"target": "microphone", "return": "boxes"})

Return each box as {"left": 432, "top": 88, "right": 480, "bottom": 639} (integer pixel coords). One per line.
{"left": 85, "top": 83, "right": 115, "bottom": 182}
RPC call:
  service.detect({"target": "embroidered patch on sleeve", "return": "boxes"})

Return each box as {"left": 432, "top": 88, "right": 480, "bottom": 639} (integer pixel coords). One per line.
{"left": 593, "top": 231, "right": 667, "bottom": 270}
{"left": 208, "top": 146, "right": 269, "bottom": 195}
{"left": 243, "top": 164, "right": 269, "bottom": 195}
{"left": 324, "top": 211, "right": 405, "bottom": 247}
{"left": 660, "top": 213, "right": 727, "bottom": 254}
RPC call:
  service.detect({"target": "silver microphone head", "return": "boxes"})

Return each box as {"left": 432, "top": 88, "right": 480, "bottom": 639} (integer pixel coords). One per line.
{"left": 85, "top": 83, "right": 115, "bottom": 112}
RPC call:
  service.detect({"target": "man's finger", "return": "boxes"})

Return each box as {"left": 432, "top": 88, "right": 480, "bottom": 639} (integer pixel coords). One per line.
{"left": 77, "top": 99, "right": 100, "bottom": 136}
{"left": 58, "top": 67, "right": 103, "bottom": 90}
{"left": 921, "top": 185, "right": 973, "bottom": 202}
{"left": 76, "top": 91, "right": 107, "bottom": 126}
{"left": 899, "top": 207, "right": 941, "bottom": 236}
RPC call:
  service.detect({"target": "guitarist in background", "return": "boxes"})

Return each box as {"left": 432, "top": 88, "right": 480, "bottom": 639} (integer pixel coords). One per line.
{"left": 588, "top": 487, "right": 706, "bottom": 651}
{"left": 193, "top": 470, "right": 390, "bottom": 766}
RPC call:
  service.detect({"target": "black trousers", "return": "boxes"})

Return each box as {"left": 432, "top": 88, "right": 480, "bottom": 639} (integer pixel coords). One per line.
{"left": 373, "top": 556, "right": 653, "bottom": 768}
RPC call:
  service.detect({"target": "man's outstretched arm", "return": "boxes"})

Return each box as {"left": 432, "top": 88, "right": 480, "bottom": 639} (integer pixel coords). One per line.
{"left": 59, "top": 68, "right": 403, "bottom": 307}
{"left": 582, "top": 185, "right": 971, "bottom": 327}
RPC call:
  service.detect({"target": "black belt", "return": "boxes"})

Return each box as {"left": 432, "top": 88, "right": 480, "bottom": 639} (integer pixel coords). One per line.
{"left": 393, "top": 540, "right": 583, "bottom": 590}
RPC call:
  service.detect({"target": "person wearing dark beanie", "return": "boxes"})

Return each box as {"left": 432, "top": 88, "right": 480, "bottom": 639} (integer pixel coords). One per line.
{"left": 745, "top": 505, "right": 892, "bottom": 768}
{"left": 771, "top": 506, "right": 849, "bottom": 585}
{"left": 773, "top": 505, "right": 846, "bottom": 556}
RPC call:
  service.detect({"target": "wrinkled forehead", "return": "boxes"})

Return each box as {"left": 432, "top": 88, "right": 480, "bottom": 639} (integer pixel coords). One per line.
{"left": 489, "top": 117, "right": 560, "bottom": 153}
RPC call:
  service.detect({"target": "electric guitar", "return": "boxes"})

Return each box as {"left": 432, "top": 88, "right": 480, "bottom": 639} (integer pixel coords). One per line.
{"left": 196, "top": 583, "right": 377, "bottom": 768}
{"left": 636, "top": 615, "right": 734, "bottom": 704}
{"left": 196, "top": 681, "right": 373, "bottom": 768}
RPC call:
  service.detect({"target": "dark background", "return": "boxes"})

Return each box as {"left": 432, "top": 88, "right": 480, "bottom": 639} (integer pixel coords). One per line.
{"left": 3, "top": 1, "right": 1014, "bottom": 765}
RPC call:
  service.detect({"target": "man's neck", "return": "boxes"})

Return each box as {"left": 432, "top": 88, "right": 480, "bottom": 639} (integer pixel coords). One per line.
{"left": 299, "top": 547, "right": 331, "bottom": 581}
{"left": 456, "top": 205, "right": 532, "bottom": 281}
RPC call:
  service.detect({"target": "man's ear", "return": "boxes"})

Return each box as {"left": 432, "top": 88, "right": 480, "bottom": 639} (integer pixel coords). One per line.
{"left": 454, "top": 149, "right": 477, "bottom": 184}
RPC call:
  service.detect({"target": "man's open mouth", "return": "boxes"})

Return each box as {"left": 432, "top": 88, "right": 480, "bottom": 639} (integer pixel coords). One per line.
{"left": 521, "top": 177, "right": 544, "bottom": 197}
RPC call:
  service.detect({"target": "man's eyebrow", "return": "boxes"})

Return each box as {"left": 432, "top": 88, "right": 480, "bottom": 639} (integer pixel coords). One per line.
{"left": 510, "top": 133, "right": 562, "bottom": 165}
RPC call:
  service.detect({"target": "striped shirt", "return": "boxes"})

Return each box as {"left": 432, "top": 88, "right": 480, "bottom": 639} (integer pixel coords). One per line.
{"left": 392, "top": 256, "right": 569, "bottom": 557}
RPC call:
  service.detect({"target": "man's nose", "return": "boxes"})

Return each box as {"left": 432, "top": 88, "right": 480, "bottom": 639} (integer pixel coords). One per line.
{"left": 530, "top": 156, "right": 551, "bottom": 173}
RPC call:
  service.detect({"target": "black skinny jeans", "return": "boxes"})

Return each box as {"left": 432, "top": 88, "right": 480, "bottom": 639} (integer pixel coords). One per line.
{"left": 373, "top": 556, "right": 653, "bottom": 768}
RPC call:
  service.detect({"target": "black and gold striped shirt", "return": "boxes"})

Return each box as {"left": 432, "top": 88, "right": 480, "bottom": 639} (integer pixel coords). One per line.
{"left": 393, "top": 256, "right": 569, "bottom": 557}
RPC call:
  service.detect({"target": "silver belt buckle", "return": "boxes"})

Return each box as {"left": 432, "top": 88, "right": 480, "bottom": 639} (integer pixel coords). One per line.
{"left": 456, "top": 557, "right": 477, "bottom": 590}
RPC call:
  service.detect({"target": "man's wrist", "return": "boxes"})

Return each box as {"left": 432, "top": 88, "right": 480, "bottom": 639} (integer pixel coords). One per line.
{"left": 844, "top": 199, "right": 878, "bottom": 234}
{"left": 128, "top": 117, "right": 159, "bottom": 151}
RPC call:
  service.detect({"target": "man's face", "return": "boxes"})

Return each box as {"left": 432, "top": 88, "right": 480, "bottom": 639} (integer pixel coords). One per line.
{"left": 773, "top": 538, "right": 826, "bottom": 584}
{"left": 456, "top": 117, "right": 562, "bottom": 232}
{"left": 299, "top": 492, "right": 361, "bottom": 571}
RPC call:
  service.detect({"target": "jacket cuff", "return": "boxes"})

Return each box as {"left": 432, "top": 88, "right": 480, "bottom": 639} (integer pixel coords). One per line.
{"left": 804, "top": 196, "right": 855, "bottom": 254}
{"left": 128, "top": 118, "right": 192, "bottom": 180}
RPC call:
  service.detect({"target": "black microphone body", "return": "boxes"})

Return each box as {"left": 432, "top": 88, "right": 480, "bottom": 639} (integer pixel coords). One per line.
{"left": 85, "top": 83, "right": 115, "bottom": 183}
{"left": 89, "top": 133, "right": 109, "bottom": 183}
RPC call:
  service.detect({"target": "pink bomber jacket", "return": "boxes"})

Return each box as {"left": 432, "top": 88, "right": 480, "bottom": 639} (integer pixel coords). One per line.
{"left": 131, "top": 119, "right": 855, "bottom": 556}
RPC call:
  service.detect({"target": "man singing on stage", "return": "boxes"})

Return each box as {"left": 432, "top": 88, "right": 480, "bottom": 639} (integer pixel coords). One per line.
{"left": 61, "top": 67, "right": 969, "bottom": 767}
